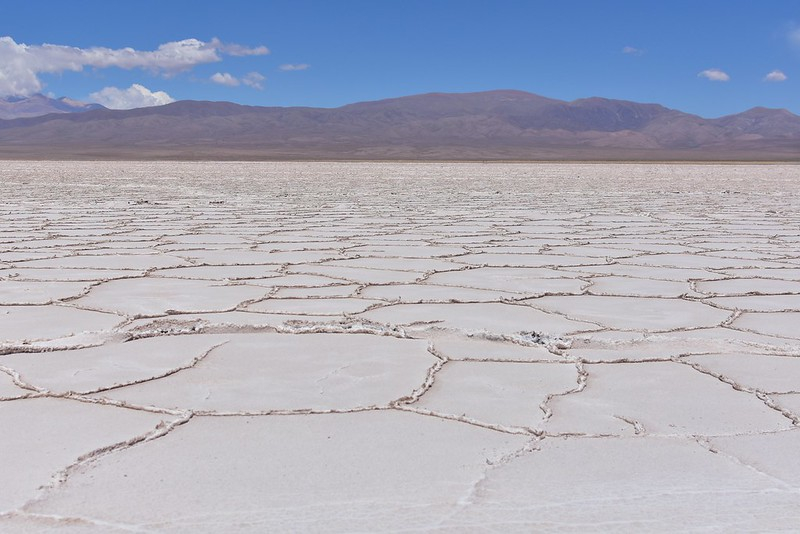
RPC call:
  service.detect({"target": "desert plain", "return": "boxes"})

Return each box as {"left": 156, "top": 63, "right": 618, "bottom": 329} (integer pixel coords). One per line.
{"left": 1, "top": 160, "right": 799, "bottom": 532}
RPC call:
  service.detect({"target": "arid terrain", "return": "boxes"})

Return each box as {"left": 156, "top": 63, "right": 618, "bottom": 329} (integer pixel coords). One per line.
{"left": 1, "top": 161, "right": 799, "bottom": 531}
{"left": 2, "top": 91, "right": 800, "bottom": 160}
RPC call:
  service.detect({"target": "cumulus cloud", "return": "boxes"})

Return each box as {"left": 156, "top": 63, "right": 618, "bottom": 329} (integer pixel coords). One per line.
{"left": 0, "top": 35, "right": 268, "bottom": 97}
{"left": 698, "top": 68, "right": 730, "bottom": 82}
{"left": 210, "top": 72, "right": 240, "bottom": 86}
{"left": 764, "top": 69, "right": 788, "bottom": 82}
{"left": 242, "top": 71, "right": 265, "bottom": 89}
{"left": 621, "top": 46, "right": 644, "bottom": 56}
{"left": 279, "top": 63, "right": 309, "bottom": 71}
{"left": 89, "top": 84, "right": 175, "bottom": 109}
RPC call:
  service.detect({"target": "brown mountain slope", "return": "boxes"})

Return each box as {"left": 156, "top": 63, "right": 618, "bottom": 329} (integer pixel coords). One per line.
{"left": 0, "top": 94, "right": 105, "bottom": 120}
{"left": 0, "top": 90, "right": 798, "bottom": 160}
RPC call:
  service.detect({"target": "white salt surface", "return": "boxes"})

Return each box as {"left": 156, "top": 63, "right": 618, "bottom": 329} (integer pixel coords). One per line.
{"left": 731, "top": 311, "right": 800, "bottom": 339}
{"left": 430, "top": 334, "right": 560, "bottom": 362}
{"left": 415, "top": 361, "right": 577, "bottom": 428}
{"left": 358, "top": 282, "right": 514, "bottom": 302}
{"left": 0, "top": 305, "right": 122, "bottom": 345}
{"left": 245, "top": 297, "right": 383, "bottom": 315}
{"left": 73, "top": 277, "right": 269, "bottom": 316}
{"left": 98, "top": 333, "right": 436, "bottom": 412}
{"left": 0, "top": 371, "right": 24, "bottom": 398}
{"left": 0, "top": 398, "right": 168, "bottom": 511}
{"left": 0, "top": 161, "right": 799, "bottom": 532}
{"left": 530, "top": 294, "right": 731, "bottom": 331}
{"left": 0, "top": 280, "right": 92, "bottom": 304}
{"left": 775, "top": 394, "right": 800, "bottom": 415}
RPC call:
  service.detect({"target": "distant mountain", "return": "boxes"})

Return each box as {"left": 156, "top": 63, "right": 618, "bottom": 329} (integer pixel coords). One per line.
{"left": 0, "top": 94, "right": 105, "bottom": 120}
{"left": 0, "top": 90, "right": 798, "bottom": 160}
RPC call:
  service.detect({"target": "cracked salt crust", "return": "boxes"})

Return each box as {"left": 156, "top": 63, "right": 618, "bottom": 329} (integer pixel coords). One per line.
{"left": 349, "top": 244, "right": 468, "bottom": 258}
{"left": 415, "top": 361, "right": 577, "bottom": 428}
{"left": 95, "top": 333, "right": 435, "bottom": 412}
{"left": 562, "top": 263, "right": 721, "bottom": 282}
{"left": 696, "top": 277, "right": 800, "bottom": 296}
{"left": 178, "top": 248, "right": 341, "bottom": 266}
{"left": 123, "top": 311, "right": 335, "bottom": 333}
{"left": 431, "top": 334, "right": 562, "bottom": 362}
{"left": 243, "top": 273, "right": 354, "bottom": 288}
{"left": 620, "top": 252, "right": 793, "bottom": 270}
{"left": 1, "top": 335, "right": 231, "bottom": 394}
{"left": 710, "top": 430, "right": 800, "bottom": 486}
{"left": 731, "top": 312, "right": 800, "bottom": 339}
{"left": 23, "top": 412, "right": 529, "bottom": 531}
{"left": 720, "top": 267, "right": 800, "bottom": 281}
{"left": 0, "top": 305, "right": 123, "bottom": 345}
{"left": 425, "top": 266, "right": 588, "bottom": 295}
{"left": 684, "top": 353, "right": 800, "bottom": 394}
{"left": 290, "top": 264, "right": 424, "bottom": 284}
{"left": 330, "top": 256, "right": 465, "bottom": 272}
{"left": 437, "top": 437, "right": 800, "bottom": 530}
{"left": 707, "top": 294, "right": 800, "bottom": 312}
{"left": 150, "top": 264, "right": 283, "bottom": 280}
{"left": 359, "top": 283, "right": 517, "bottom": 302}
{"left": 17, "top": 253, "right": 190, "bottom": 270}
{"left": 0, "top": 371, "right": 25, "bottom": 398}
{"left": 1, "top": 161, "right": 800, "bottom": 531}
{"left": 73, "top": 277, "right": 269, "bottom": 317}
{"left": 585, "top": 276, "right": 702, "bottom": 298}
{"left": 273, "top": 284, "right": 361, "bottom": 298}
{"left": 543, "top": 362, "right": 792, "bottom": 436}
{"left": 0, "top": 267, "right": 149, "bottom": 281}
{"left": 0, "top": 398, "right": 168, "bottom": 512}
{"left": 245, "top": 297, "right": 384, "bottom": 315}
{"left": 454, "top": 252, "right": 605, "bottom": 268}
{"left": 360, "top": 302, "right": 600, "bottom": 336}
{"left": 773, "top": 394, "right": 800, "bottom": 417}
{"left": 0, "top": 280, "right": 93, "bottom": 304}
{"left": 573, "top": 327, "right": 800, "bottom": 356}
{"left": 530, "top": 294, "right": 731, "bottom": 331}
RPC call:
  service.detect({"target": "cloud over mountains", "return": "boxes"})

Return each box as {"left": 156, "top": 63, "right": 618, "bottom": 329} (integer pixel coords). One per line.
{"left": 0, "top": 36, "right": 268, "bottom": 97}
{"left": 89, "top": 84, "right": 175, "bottom": 110}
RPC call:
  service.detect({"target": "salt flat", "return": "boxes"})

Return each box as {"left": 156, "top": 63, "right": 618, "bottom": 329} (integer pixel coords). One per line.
{"left": 1, "top": 161, "right": 799, "bottom": 532}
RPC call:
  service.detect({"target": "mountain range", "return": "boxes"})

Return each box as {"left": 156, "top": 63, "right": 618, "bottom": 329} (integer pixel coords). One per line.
{"left": 1, "top": 90, "right": 799, "bottom": 160}
{"left": 0, "top": 94, "right": 104, "bottom": 120}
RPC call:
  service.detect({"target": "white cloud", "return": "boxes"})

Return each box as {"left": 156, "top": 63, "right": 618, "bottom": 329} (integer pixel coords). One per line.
{"left": 242, "top": 71, "right": 265, "bottom": 89}
{"left": 209, "top": 71, "right": 264, "bottom": 90}
{"left": 89, "top": 83, "right": 175, "bottom": 109}
{"left": 0, "top": 35, "right": 268, "bottom": 97}
{"left": 279, "top": 63, "right": 309, "bottom": 71}
{"left": 698, "top": 68, "right": 730, "bottom": 82}
{"left": 210, "top": 72, "right": 240, "bottom": 86}
{"left": 764, "top": 69, "right": 787, "bottom": 82}
{"left": 218, "top": 42, "right": 270, "bottom": 56}
{"left": 621, "top": 46, "right": 643, "bottom": 56}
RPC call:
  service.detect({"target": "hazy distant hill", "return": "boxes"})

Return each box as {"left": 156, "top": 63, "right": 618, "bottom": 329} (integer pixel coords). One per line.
{"left": 0, "top": 94, "right": 105, "bottom": 120}
{"left": 0, "top": 90, "right": 798, "bottom": 160}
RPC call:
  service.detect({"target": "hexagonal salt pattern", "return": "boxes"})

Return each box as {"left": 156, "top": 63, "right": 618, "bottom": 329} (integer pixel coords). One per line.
{"left": 2, "top": 161, "right": 799, "bottom": 532}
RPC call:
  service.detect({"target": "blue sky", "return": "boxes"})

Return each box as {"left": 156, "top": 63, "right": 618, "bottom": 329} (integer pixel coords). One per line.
{"left": 1, "top": 1, "right": 798, "bottom": 117}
